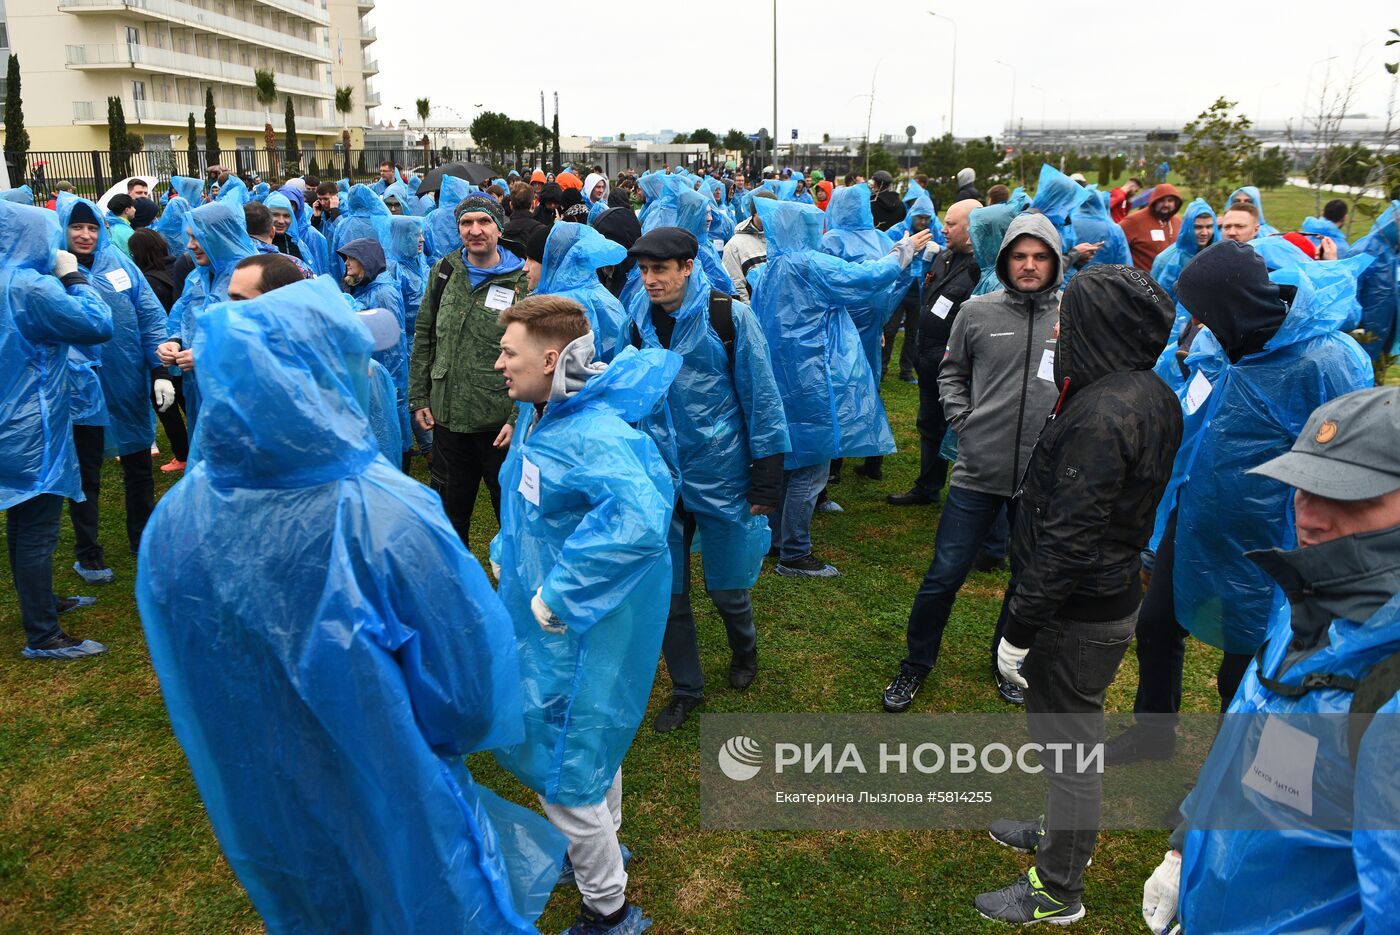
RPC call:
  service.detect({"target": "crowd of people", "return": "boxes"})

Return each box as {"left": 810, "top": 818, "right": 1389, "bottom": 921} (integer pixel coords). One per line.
{"left": 3, "top": 152, "right": 1400, "bottom": 933}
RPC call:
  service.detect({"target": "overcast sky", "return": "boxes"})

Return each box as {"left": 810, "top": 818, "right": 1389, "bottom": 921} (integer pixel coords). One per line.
{"left": 365, "top": 1, "right": 1398, "bottom": 142}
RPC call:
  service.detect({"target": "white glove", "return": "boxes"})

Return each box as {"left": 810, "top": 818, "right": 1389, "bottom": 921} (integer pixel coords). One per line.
{"left": 995, "top": 638, "right": 1029, "bottom": 689}
{"left": 490, "top": 560, "right": 501, "bottom": 579}
{"left": 153, "top": 378, "right": 175, "bottom": 412}
{"left": 890, "top": 236, "right": 918, "bottom": 270}
{"left": 531, "top": 587, "right": 566, "bottom": 634}
{"left": 1142, "top": 850, "right": 1181, "bottom": 934}
{"left": 922, "top": 242, "right": 942, "bottom": 260}
{"left": 53, "top": 250, "right": 79, "bottom": 279}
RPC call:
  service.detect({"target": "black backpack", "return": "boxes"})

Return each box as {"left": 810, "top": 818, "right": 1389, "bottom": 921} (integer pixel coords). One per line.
{"left": 1252, "top": 639, "right": 1400, "bottom": 767}
{"left": 631, "top": 290, "right": 737, "bottom": 369}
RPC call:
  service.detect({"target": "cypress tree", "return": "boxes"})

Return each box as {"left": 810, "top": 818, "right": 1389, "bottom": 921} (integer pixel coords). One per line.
{"left": 203, "top": 88, "right": 220, "bottom": 162}
{"left": 3, "top": 54, "right": 30, "bottom": 187}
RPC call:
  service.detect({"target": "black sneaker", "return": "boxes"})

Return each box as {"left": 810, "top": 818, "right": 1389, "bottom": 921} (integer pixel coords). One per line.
{"left": 653, "top": 694, "right": 703, "bottom": 733}
{"left": 1104, "top": 725, "right": 1177, "bottom": 765}
{"left": 882, "top": 666, "right": 926, "bottom": 712}
{"left": 996, "top": 671, "right": 1025, "bottom": 706}
{"left": 729, "top": 650, "right": 758, "bottom": 690}
{"left": 775, "top": 553, "right": 839, "bottom": 578}
{"left": 989, "top": 816, "right": 1045, "bottom": 853}
{"left": 886, "top": 489, "right": 935, "bottom": 506}
{"left": 975, "top": 869, "right": 1085, "bottom": 926}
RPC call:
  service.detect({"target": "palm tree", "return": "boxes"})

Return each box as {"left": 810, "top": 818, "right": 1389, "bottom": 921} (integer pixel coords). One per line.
{"left": 255, "top": 69, "right": 278, "bottom": 159}
{"left": 415, "top": 97, "right": 431, "bottom": 165}
{"left": 335, "top": 85, "right": 354, "bottom": 177}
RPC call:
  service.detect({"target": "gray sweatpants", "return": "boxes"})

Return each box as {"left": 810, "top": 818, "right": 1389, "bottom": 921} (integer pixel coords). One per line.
{"left": 541, "top": 769, "right": 627, "bottom": 914}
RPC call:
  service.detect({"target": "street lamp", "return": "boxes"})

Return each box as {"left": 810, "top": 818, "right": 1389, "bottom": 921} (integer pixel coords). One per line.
{"left": 994, "top": 59, "right": 1016, "bottom": 139}
{"left": 927, "top": 11, "right": 957, "bottom": 137}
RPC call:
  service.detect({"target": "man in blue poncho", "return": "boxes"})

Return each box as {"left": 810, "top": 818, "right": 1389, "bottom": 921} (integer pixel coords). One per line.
{"left": 155, "top": 201, "right": 257, "bottom": 426}
{"left": 1349, "top": 200, "right": 1399, "bottom": 360}
{"left": 338, "top": 238, "right": 410, "bottom": 466}
{"left": 1150, "top": 198, "right": 1218, "bottom": 303}
{"left": 523, "top": 223, "right": 629, "bottom": 363}
{"left": 3, "top": 201, "right": 115, "bottom": 659}
{"left": 136, "top": 275, "right": 565, "bottom": 934}
{"left": 1142, "top": 387, "right": 1400, "bottom": 935}
{"left": 56, "top": 194, "right": 174, "bottom": 585}
{"left": 1110, "top": 240, "right": 1374, "bottom": 765}
{"left": 747, "top": 197, "right": 929, "bottom": 578}
{"left": 488, "top": 295, "right": 677, "bottom": 935}
{"left": 1222, "top": 185, "right": 1280, "bottom": 238}
{"left": 624, "top": 228, "right": 791, "bottom": 734}
{"left": 1301, "top": 199, "right": 1353, "bottom": 256}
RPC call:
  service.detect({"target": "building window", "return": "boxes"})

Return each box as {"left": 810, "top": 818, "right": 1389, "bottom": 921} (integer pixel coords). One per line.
{"left": 0, "top": 21, "right": 10, "bottom": 50}
{"left": 126, "top": 26, "right": 140, "bottom": 46}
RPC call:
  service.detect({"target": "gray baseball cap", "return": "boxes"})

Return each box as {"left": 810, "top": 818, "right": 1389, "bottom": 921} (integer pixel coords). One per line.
{"left": 1248, "top": 387, "right": 1400, "bottom": 500}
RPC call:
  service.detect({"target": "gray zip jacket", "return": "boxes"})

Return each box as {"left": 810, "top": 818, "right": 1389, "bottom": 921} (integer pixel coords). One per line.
{"left": 939, "top": 212, "right": 1063, "bottom": 497}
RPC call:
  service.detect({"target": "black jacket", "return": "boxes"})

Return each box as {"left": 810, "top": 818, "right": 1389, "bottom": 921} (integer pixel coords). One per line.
{"left": 955, "top": 183, "right": 982, "bottom": 203}
{"left": 916, "top": 247, "right": 979, "bottom": 361}
{"left": 871, "top": 190, "right": 907, "bottom": 231}
{"left": 1004, "top": 265, "right": 1183, "bottom": 646}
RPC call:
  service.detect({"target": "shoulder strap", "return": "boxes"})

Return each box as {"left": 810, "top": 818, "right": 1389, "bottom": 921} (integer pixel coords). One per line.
{"left": 429, "top": 260, "right": 454, "bottom": 319}
{"left": 1348, "top": 649, "right": 1400, "bottom": 768}
{"left": 708, "top": 289, "right": 736, "bottom": 370}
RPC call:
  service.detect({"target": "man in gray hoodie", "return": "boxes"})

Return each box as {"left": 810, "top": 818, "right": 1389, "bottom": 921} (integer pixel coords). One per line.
{"left": 882, "top": 212, "right": 1063, "bottom": 712}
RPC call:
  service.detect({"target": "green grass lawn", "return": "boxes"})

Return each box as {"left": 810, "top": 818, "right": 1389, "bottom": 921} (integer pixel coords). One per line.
{"left": 0, "top": 344, "right": 1230, "bottom": 934}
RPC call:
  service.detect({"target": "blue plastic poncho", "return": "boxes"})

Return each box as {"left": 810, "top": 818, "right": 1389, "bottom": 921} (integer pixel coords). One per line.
{"left": 1351, "top": 201, "right": 1400, "bottom": 357}
{"left": 1253, "top": 235, "right": 1314, "bottom": 274}
{"left": 66, "top": 341, "right": 107, "bottom": 428}
{"left": 330, "top": 184, "right": 393, "bottom": 277}
{"left": 629, "top": 267, "right": 790, "bottom": 591}
{"left": 214, "top": 176, "right": 249, "bottom": 208}
{"left": 425, "top": 176, "right": 472, "bottom": 264}
{"left": 0, "top": 200, "right": 113, "bottom": 509}
{"left": 336, "top": 178, "right": 350, "bottom": 194}
{"left": 1031, "top": 163, "right": 1092, "bottom": 276}
{"left": 151, "top": 196, "right": 194, "bottom": 257}
{"left": 2, "top": 184, "right": 35, "bottom": 205}
{"left": 1150, "top": 199, "right": 1219, "bottom": 302}
{"left": 249, "top": 181, "right": 270, "bottom": 203}
{"left": 54, "top": 193, "right": 167, "bottom": 458}
{"left": 887, "top": 194, "right": 946, "bottom": 247}
{"left": 969, "top": 194, "right": 1030, "bottom": 295}
{"left": 902, "top": 178, "right": 929, "bottom": 206}
{"left": 1178, "top": 581, "right": 1400, "bottom": 935}
{"left": 675, "top": 186, "right": 735, "bottom": 295}
{"left": 535, "top": 223, "right": 629, "bottom": 363}
{"left": 748, "top": 197, "right": 900, "bottom": 467}
{"left": 1069, "top": 185, "right": 1131, "bottom": 268}
{"left": 264, "top": 191, "right": 324, "bottom": 274}
{"left": 384, "top": 179, "right": 425, "bottom": 218}
{"left": 338, "top": 238, "right": 408, "bottom": 400}
{"left": 490, "top": 345, "right": 680, "bottom": 806}
{"left": 639, "top": 173, "right": 682, "bottom": 232}
{"left": 169, "top": 175, "right": 203, "bottom": 204}
{"left": 819, "top": 183, "right": 898, "bottom": 376}
{"left": 366, "top": 357, "right": 410, "bottom": 461}
{"left": 760, "top": 179, "right": 800, "bottom": 202}
{"left": 137, "top": 275, "right": 564, "bottom": 933}
{"left": 1224, "top": 186, "right": 1279, "bottom": 238}
{"left": 386, "top": 215, "right": 428, "bottom": 346}
{"left": 168, "top": 202, "right": 257, "bottom": 422}
{"left": 700, "top": 178, "right": 736, "bottom": 243}
{"left": 1164, "top": 262, "right": 1374, "bottom": 653}
{"left": 1301, "top": 215, "right": 1352, "bottom": 256}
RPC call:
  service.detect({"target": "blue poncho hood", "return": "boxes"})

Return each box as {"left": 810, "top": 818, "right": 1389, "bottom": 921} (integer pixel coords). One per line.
{"left": 1224, "top": 186, "right": 1279, "bottom": 236}
{"left": 187, "top": 201, "right": 257, "bottom": 281}
{"left": 214, "top": 176, "right": 249, "bottom": 208}
{"left": 170, "top": 175, "right": 203, "bottom": 204}
{"left": 538, "top": 222, "right": 626, "bottom": 294}
{"left": 675, "top": 186, "right": 735, "bottom": 293}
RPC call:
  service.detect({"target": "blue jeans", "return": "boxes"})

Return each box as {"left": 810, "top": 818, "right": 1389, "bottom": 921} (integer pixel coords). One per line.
{"left": 903, "top": 485, "right": 1018, "bottom": 674}
{"left": 770, "top": 460, "right": 830, "bottom": 561}
{"left": 6, "top": 494, "right": 65, "bottom": 648}
{"left": 662, "top": 504, "right": 756, "bottom": 699}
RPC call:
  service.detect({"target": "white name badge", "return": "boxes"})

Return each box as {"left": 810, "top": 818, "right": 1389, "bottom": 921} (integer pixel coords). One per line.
{"left": 1184, "top": 370, "right": 1213, "bottom": 415}
{"left": 1241, "top": 714, "right": 1318, "bottom": 817}
{"left": 932, "top": 295, "right": 954, "bottom": 320}
{"left": 104, "top": 268, "right": 132, "bottom": 291}
{"left": 712, "top": 239, "right": 724, "bottom": 252}
{"left": 1150, "top": 228, "right": 1167, "bottom": 242}
{"left": 1037, "top": 348, "right": 1056, "bottom": 383}
{"left": 518, "top": 455, "right": 541, "bottom": 506}
{"left": 485, "top": 284, "right": 515, "bottom": 311}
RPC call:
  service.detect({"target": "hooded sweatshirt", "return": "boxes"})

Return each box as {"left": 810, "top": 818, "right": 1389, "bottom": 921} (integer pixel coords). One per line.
{"left": 938, "top": 212, "right": 1064, "bottom": 497}
{"left": 1005, "top": 264, "right": 1183, "bottom": 643}
{"left": 1119, "top": 183, "right": 1183, "bottom": 271}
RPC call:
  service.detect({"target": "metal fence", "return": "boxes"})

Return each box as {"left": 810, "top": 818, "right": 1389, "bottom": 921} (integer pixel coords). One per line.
{"left": 5, "top": 146, "right": 880, "bottom": 201}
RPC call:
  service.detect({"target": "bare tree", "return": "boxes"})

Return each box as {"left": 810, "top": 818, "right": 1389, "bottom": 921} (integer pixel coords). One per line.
{"left": 1284, "top": 53, "right": 1368, "bottom": 218}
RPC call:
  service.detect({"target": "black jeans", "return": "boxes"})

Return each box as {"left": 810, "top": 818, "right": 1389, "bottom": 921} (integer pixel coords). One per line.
{"left": 911, "top": 353, "right": 950, "bottom": 497}
{"left": 1023, "top": 610, "right": 1138, "bottom": 902}
{"left": 152, "top": 372, "right": 189, "bottom": 463}
{"left": 881, "top": 294, "right": 920, "bottom": 378}
{"left": 68, "top": 425, "right": 155, "bottom": 562}
{"left": 660, "top": 502, "right": 757, "bottom": 699}
{"left": 903, "top": 487, "right": 1017, "bottom": 675}
{"left": 430, "top": 425, "right": 506, "bottom": 547}
{"left": 1132, "top": 511, "right": 1253, "bottom": 724}
{"left": 6, "top": 494, "right": 66, "bottom": 647}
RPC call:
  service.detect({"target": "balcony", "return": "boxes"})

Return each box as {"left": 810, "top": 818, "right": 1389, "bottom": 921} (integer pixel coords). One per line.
{"left": 74, "top": 95, "right": 336, "bottom": 132}
{"left": 66, "top": 43, "right": 333, "bottom": 98}
{"left": 359, "top": 24, "right": 375, "bottom": 44}
{"left": 251, "top": 0, "right": 329, "bottom": 27}
{"left": 361, "top": 57, "right": 378, "bottom": 76}
{"left": 58, "top": 0, "right": 331, "bottom": 63}
{"left": 356, "top": 0, "right": 373, "bottom": 10}
{"left": 365, "top": 90, "right": 380, "bottom": 107}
